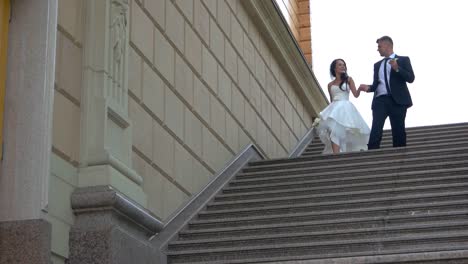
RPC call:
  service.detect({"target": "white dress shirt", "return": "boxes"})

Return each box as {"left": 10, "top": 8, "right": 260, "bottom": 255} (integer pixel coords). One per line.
{"left": 375, "top": 53, "right": 396, "bottom": 97}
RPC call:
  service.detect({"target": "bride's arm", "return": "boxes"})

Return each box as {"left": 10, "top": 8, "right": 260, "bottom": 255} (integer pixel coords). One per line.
{"left": 348, "top": 77, "right": 361, "bottom": 98}
{"left": 327, "top": 83, "right": 333, "bottom": 102}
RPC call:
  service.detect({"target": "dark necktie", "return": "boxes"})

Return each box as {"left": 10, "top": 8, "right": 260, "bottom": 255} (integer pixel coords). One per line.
{"left": 383, "top": 58, "right": 391, "bottom": 94}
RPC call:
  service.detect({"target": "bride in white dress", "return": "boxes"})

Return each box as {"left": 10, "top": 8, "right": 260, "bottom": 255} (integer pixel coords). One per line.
{"left": 316, "top": 59, "right": 370, "bottom": 154}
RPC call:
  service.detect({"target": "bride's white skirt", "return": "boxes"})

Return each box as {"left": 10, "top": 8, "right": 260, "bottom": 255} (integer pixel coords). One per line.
{"left": 316, "top": 100, "right": 370, "bottom": 154}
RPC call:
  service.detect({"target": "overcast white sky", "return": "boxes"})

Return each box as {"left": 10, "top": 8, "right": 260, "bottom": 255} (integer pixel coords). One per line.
{"left": 310, "top": 0, "right": 468, "bottom": 128}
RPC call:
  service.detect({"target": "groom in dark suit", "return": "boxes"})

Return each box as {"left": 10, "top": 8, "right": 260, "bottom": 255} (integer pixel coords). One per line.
{"left": 359, "top": 36, "right": 415, "bottom": 149}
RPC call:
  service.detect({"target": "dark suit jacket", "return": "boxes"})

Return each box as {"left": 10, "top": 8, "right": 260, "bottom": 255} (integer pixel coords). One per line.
{"left": 369, "top": 55, "right": 415, "bottom": 108}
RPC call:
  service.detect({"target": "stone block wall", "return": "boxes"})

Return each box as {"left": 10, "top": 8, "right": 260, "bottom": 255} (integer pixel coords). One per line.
{"left": 128, "top": 0, "right": 313, "bottom": 222}
{"left": 48, "top": 0, "right": 83, "bottom": 263}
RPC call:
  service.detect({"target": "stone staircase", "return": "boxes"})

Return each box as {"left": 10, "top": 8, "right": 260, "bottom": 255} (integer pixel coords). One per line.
{"left": 165, "top": 122, "right": 468, "bottom": 263}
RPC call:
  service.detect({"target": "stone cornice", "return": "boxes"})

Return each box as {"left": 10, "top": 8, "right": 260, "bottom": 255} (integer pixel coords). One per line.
{"left": 241, "top": 0, "right": 328, "bottom": 119}
{"left": 71, "top": 185, "right": 163, "bottom": 234}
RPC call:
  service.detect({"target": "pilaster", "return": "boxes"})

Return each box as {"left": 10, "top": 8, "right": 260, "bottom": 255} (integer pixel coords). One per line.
{"left": 80, "top": 0, "right": 146, "bottom": 205}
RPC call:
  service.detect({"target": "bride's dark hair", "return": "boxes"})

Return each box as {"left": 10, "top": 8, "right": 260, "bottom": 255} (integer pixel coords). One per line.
{"left": 330, "top": 59, "right": 348, "bottom": 91}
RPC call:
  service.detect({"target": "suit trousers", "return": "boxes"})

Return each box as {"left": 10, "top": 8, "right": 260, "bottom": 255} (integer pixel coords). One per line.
{"left": 368, "top": 95, "right": 408, "bottom": 149}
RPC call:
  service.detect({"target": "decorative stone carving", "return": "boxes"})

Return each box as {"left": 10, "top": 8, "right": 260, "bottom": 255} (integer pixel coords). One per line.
{"left": 110, "top": 0, "right": 128, "bottom": 109}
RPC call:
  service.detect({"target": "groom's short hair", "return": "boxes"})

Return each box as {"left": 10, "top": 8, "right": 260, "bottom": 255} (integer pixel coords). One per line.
{"left": 377, "top": 36, "right": 393, "bottom": 46}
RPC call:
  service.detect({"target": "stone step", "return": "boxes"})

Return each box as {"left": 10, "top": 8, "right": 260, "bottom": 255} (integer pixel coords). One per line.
{"left": 199, "top": 190, "right": 468, "bottom": 219}
{"left": 208, "top": 182, "right": 468, "bottom": 211}
{"left": 304, "top": 139, "right": 453, "bottom": 154}
{"left": 167, "top": 231, "right": 468, "bottom": 263}
{"left": 265, "top": 250, "right": 468, "bottom": 264}
{"left": 402, "top": 122, "right": 468, "bottom": 131}
{"left": 385, "top": 122, "right": 468, "bottom": 135}
{"left": 188, "top": 204, "right": 468, "bottom": 239}
{"left": 366, "top": 123, "right": 468, "bottom": 139}
{"left": 304, "top": 128, "right": 468, "bottom": 150}
{"left": 309, "top": 125, "right": 468, "bottom": 144}
{"left": 305, "top": 132, "right": 468, "bottom": 146}
{"left": 244, "top": 146, "right": 468, "bottom": 172}
{"left": 189, "top": 202, "right": 468, "bottom": 233}
{"left": 226, "top": 166, "right": 468, "bottom": 198}
{"left": 307, "top": 123, "right": 468, "bottom": 141}
{"left": 304, "top": 141, "right": 458, "bottom": 155}
{"left": 302, "top": 137, "right": 468, "bottom": 156}
{"left": 255, "top": 140, "right": 468, "bottom": 166}
{"left": 217, "top": 171, "right": 468, "bottom": 202}
{"left": 170, "top": 220, "right": 468, "bottom": 251}
{"left": 233, "top": 159, "right": 468, "bottom": 186}
{"left": 168, "top": 249, "right": 468, "bottom": 264}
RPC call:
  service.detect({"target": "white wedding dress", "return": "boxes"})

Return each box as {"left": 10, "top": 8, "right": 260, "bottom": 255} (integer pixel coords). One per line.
{"left": 316, "top": 84, "right": 370, "bottom": 154}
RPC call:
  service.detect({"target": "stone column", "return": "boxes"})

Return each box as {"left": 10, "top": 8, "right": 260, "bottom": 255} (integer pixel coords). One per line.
{"left": 0, "top": 0, "right": 57, "bottom": 222}
{"left": 0, "top": 0, "right": 57, "bottom": 263}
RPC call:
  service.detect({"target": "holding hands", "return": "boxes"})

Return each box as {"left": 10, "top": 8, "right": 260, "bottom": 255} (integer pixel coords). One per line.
{"left": 358, "top": 84, "right": 369, "bottom": 92}
{"left": 358, "top": 57, "right": 400, "bottom": 94}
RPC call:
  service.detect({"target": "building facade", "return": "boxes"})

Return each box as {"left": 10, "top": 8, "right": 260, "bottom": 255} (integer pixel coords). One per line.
{"left": 275, "top": 0, "right": 313, "bottom": 65}
{"left": 0, "top": 0, "right": 327, "bottom": 263}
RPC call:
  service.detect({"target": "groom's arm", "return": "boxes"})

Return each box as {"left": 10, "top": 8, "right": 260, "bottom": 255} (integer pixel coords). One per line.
{"left": 394, "top": 56, "right": 415, "bottom": 83}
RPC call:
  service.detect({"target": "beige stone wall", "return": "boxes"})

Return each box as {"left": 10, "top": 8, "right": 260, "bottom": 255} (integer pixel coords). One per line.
{"left": 48, "top": 0, "right": 315, "bottom": 261}
{"left": 128, "top": 0, "right": 313, "bottom": 221}
{"left": 49, "top": 0, "right": 83, "bottom": 263}
{"left": 46, "top": 155, "right": 78, "bottom": 264}
{"left": 54, "top": 0, "right": 82, "bottom": 165}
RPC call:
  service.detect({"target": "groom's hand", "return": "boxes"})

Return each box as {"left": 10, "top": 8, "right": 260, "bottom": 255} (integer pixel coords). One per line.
{"left": 389, "top": 58, "right": 399, "bottom": 71}
{"left": 358, "top": 84, "right": 369, "bottom": 92}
